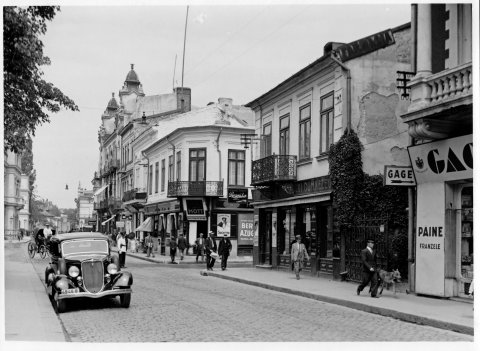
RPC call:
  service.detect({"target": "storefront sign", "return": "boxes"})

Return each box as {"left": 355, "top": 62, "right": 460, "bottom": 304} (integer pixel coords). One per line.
{"left": 157, "top": 200, "right": 181, "bottom": 213}
{"left": 217, "top": 213, "right": 231, "bottom": 237}
{"left": 415, "top": 182, "right": 445, "bottom": 296}
{"left": 335, "top": 29, "right": 395, "bottom": 62}
{"left": 183, "top": 198, "right": 207, "bottom": 221}
{"left": 408, "top": 135, "right": 473, "bottom": 184}
{"left": 238, "top": 213, "right": 254, "bottom": 245}
{"left": 228, "top": 188, "right": 248, "bottom": 203}
{"left": 295, "top": 176, "right": 331, "bottom": 196}
{"left": 384, "top": 165, "right": 415, "bottom": 186}
{"left": 116, "top": 221, "right": 125, "bottom": 228}
{"left": 253, "top": 214, "right": 259, "bottom": 246}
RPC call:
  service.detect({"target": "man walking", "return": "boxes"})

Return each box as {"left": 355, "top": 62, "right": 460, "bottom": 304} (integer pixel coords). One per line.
{"left": 169, "top": 236, "right": 178, "bottom": 263}
{"left": 145, "top": 232, "right": 155, "bottom": 258}
{"left": 205, "top": 231, "right": 217, "bottom": 271}
{"left": 218, "top": 235, "right": 232, "bottom": 270}
{"left": 357, "top": 239, "right": 378, "bottom": 297}
{"left": 117, "top": 232, "right": 127, "bottom": 268}
{"left": 177, "top": 234, "right": 187, "bottom": 260}
{"left": 291, "top": 235, "right": 309, "bottom": 280}
{"left": 195, "top": 233, "right": 205, "bottom": 263}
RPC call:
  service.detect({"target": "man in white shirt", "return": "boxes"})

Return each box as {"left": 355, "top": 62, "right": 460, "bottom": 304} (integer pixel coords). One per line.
{"left": 117, "top": 232, "right": 127, "bottom": 268}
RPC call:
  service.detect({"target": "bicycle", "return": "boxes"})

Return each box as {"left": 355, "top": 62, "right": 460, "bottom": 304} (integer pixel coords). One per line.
{"left": 27, "top": 238, "right": 47, "bottom": 259}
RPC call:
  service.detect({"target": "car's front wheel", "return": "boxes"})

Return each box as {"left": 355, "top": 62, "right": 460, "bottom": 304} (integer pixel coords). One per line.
{"left": 54, "top": 291, "right": 67, "bottom": 313}
{"left": 120, "top": 293, "right": 131, "bottom": 308}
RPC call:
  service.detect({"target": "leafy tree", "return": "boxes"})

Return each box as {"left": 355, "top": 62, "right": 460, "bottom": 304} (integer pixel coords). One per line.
{"left": 3, "top": 6, "right": 79, "bottom": 153}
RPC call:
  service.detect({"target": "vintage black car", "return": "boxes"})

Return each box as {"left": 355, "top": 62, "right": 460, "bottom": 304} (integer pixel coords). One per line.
{"left": 45, "top": 232, "right": 133, "bottom": 313}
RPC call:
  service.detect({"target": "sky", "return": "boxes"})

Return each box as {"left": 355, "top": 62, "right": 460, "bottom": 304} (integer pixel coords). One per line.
{"left": 26, "top": 0, "right": 412, "bottom": 209}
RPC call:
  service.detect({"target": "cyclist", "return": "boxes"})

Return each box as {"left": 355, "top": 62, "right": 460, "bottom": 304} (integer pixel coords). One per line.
{"left": 35, "top": 229, "right": 46, "bottom": 252}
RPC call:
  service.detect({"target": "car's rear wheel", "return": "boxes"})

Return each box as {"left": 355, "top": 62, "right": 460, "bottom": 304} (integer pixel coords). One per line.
{"left": 28, "top": 242, "right": 36, "bottom": 258}
{"left": 54, "top": 291, "right": 67, "bottom": 313}
{"left": 120, "top": 293, "right": 131, "bottom": 308}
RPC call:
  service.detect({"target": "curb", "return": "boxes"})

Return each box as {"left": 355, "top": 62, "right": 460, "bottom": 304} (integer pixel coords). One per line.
{"left": 207, "top": 272, "right": 474, "bottom": 336}
{"left": 123, "top": 251, "right": 253, "bottom": 266}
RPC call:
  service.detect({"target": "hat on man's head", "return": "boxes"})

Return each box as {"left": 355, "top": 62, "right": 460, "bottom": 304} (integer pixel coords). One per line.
{"left": 295, "top": 234, "right": 301, "bottom": 239}
{"left": 45, "top": 223, "right": 50, "bottom": 226}
{"left": 209, "top": 231, "right": 214, "bottom": 235}
{"left": 367, "top": 238, "right": 375, "bottom": 244}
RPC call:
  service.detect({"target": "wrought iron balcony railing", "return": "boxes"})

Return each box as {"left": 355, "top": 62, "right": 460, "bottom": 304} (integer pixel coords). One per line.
{"left": 167, "top": 181, "right": 223, "bottom": 197}
{"left": 122, "top": 188, "right": 148, "bottom": 202}
{"left": 251, "top": 154, "right": 297, "bottom": 185}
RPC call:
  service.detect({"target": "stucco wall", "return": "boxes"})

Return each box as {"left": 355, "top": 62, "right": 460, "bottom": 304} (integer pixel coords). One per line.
{"left": 348, "top": 26, "right": 412, "bottom": 174}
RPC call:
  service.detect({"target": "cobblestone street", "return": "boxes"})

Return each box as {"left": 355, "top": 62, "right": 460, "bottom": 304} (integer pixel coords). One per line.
{"left": 27, "top": 254, "right": 472, "bottom": 342}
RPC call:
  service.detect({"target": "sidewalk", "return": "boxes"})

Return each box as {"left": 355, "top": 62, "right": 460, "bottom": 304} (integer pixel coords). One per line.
{"left": 124, "top": 247, "right": 474, "bottom": 336}
{"left": 4, "top": 239, "right": 67, "bottom": 342}
{"left": 207, "top": 267, "right": 475, "bottom": 336}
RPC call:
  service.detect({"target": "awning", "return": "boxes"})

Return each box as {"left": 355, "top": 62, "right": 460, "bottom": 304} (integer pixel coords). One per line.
{"left": 101, "top": 215, "right": 115, "bottom": 225}
{"left": 135, "top": 217, "right": 153, "bottom": 232}
{"left": 94, "top": 184, "right": 109, "bottom": 196}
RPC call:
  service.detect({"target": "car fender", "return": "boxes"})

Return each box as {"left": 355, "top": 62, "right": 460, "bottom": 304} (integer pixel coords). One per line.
{"left": 113, "top": 271, "right": 133, "bottom": 287}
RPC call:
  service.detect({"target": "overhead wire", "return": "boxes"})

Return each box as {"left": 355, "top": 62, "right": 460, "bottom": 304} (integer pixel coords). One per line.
{"left": 189, "top": 4, "right": 311, "bottom": 89}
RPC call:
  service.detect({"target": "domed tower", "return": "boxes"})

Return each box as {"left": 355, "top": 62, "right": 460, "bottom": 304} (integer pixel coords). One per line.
{"left": 101, "top": 92, "right": 119, "bottom": 135}
{"left": 119, "top": 63, "right": 145, "bottom": 114}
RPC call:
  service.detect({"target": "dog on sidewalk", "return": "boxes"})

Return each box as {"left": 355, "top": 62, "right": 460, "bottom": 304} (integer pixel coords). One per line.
{"left": 377, "top": 269, "right": 402, "bottom": 296}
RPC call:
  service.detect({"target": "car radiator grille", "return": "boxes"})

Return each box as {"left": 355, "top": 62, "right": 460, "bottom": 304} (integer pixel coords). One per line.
{"left": 81, "top": 260, "right": 104, "bottom": 293}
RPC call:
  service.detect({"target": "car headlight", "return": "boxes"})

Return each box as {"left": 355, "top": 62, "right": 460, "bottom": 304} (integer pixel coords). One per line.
{"left": 107, "top": 263, "right": 118, "bottom": 274}
{"left": 68, "top": 266, "right": 80, "bottom": 278}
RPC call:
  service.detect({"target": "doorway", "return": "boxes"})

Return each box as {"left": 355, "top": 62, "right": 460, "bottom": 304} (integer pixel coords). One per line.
{"left": 260, "top": 211, "right": 272, "bottom": 265}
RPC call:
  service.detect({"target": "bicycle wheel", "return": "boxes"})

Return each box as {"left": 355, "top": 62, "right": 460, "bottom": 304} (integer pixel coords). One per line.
{"left": 28, "top": 242, "right": 36, "bottom": 259}
{"left": 39, "top": 245, "right": 47, "bottom": 259}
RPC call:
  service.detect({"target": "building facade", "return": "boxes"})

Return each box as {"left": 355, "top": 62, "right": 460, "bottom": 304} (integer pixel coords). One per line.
{"left": 75, "top": 185, "right": 95, "bottom": 231}
{"left": 402, "top": 4, "right": 473, "bottom": 297}
{"left": 93, "top": 64, "right": 192, "bottom": 239}
{"left": 4, "top": 150, "right": 27, "bottom": 239}
{"left": 142, "top": 98, "right": 255, "bottom": 257}
{"left": 246, "top": 24, "right": 412, "bottom": 276}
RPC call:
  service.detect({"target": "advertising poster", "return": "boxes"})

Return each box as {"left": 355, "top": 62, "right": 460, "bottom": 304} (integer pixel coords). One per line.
{"left": 217, "top": 213, "right": 231, "bottom": 237}
{"left": 253, "top": 214, "right": 259, "bottom": 246}
{"left": 238, "top": 213, "right": 254, "bottom": 245}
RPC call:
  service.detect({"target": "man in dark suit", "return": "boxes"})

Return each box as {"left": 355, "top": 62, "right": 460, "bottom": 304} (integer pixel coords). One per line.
{"left": 357, "top": 239, "right": 379, "bottom": 297}
{"left": 218, "top": 235, "right": 232, "bottom": 271}
{"left": 205, "top": 231, "right": 217, "bottom": 271}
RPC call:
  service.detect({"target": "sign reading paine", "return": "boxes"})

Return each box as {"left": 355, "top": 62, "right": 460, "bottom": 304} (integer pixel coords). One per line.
{"left": 408, "top": 135, "right": 473, "bottom": 184}
{"left": 384, "top": 165, "right": 415, "bottom": 186}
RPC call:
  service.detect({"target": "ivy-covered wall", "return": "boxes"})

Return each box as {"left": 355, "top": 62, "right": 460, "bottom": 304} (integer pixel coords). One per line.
{"left": 329, "top": 129, "right": 409, "bottom": 277}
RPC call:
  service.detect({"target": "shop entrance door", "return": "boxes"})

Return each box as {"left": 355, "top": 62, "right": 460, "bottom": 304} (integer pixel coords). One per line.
{"left": 260, "top": 211, "right": 272, "bottom": 265}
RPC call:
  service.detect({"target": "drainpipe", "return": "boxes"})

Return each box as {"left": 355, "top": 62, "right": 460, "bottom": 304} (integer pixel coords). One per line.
{"left": 166, "top": 136, "right": 176, "bottom": 180}
{"left": 216, "top": 128, "right": 223, "bottom": 181}
{"left": 407, "top": 4, "right": 418, "bottom": 295}
{"left": 330, "top": 53, "right": 351, "bottom": 134}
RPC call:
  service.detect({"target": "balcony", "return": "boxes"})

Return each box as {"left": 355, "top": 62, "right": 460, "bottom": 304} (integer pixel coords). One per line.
{"left": 251, "top": 154, "right": 297, "bottom": 186}
{"left": 107, "top": 197, "right": 122, "bottom": 209}
{"left": 402, "top": 62, "right": 473, "bottom": 139}
{"left": 122, "top": 188, "right": 148, "bottom": 202}
{"left": 168, "top": 181, "right": 223, "bottom": 197}
{"left": 94, "top": 200, "right": 108, "bottom": 210}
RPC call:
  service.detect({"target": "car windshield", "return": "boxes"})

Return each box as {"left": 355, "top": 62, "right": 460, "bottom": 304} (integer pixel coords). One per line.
{"left": 62, "top": 239, "right": 109, "bottom": 256}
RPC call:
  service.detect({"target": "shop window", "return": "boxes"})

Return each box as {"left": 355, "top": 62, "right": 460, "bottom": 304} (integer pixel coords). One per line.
{"left": 461, "top": 186, "right": 473, "bottom": 283}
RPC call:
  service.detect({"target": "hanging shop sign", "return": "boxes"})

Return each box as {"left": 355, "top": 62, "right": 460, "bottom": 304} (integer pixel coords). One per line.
{"left": 238, "top": 213, "right": 254, "bottom": 245}
{"left": 183, "top": 198, "right": 207, "bottom": 221}
{"left": 116, "top": 221, "right": 125, "bottom": 228}
{"left": 228, "top": 188, "right": 248, "bottom": 203}
{"left": 408, "top": 134, "right": 473, "bottom": 184}
{"left": 217, "top": 213, "right": 231, "bottom": 237}
{"left": 384, "top": 165, "right": 415, "bottom": 186}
